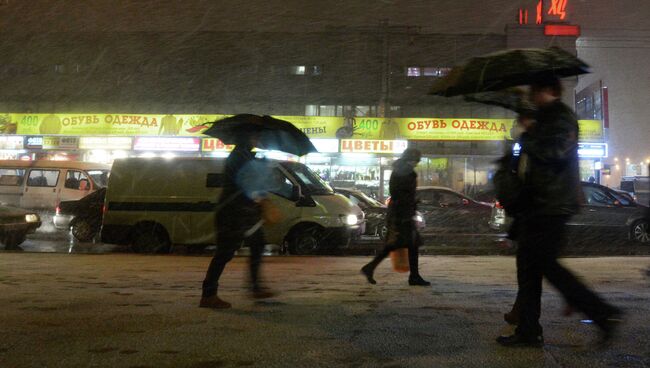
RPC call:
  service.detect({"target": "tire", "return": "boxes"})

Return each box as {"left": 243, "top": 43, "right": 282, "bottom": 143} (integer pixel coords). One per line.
{"left": 2, "top": 232, "right": 27, "bottom": 250}
{"left": 631, "top": 219, "right": 650, "bottom": 244}
{"left": 71, "top": 218, "right": 98, "bottom": 242}
{"left": 131, "top": 223, "right": 171, "bottom": 253}
{"left": 287, "top": 226, "right": 322, "bottom": 255}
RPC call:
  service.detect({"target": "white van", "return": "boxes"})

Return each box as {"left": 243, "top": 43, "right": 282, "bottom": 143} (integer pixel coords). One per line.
{"left": 100, "top": 157, "right": 364, "bottom": 254}
{"left": 0, "top": 160, "right": 111, "bottom": 211}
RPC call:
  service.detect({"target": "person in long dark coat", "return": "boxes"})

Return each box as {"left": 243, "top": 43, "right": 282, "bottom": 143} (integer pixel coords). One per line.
{"left": 200, "top": 136, "right": 274, "bottom": 309}
{"left": 496, "top": 76, "right": 622, "bottom": 347}
{"left": 360, "top": 148, "right": 430, "bottom": 286}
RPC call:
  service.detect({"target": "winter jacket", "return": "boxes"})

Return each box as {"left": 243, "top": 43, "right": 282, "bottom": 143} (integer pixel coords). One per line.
{"left": 387, "top": 158, "right": 418, "bottom": 222}
{"left": 216, "top": 145, "right": 262, "bottom": 240}
{"left": 520, "top": 99, "right": 581, "bottom": 216}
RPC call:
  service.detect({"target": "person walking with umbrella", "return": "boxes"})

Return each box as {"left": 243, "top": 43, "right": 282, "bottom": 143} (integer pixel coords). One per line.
{"left": 496, "top": 76, "right": 622, "bottom": 347}
{"left": 360, "top": 148, "right": 430, "bottom": 286}
{"left": 200, "top": 114, "right": 317, "bottom": 309}
{"left": 200, "top": 134, "right": 275, "bottom": 309}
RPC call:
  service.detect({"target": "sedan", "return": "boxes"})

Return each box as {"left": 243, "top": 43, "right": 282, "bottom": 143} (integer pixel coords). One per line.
{"left": 335, "top": 187, "right": 424, "bottom": 240}
{"left": 0, "top": 205, "right": 41, "bottom": 250}
{"left": 415, "top": 186, "right": 495, "bottom": 236}
{"left": 490, "top": 182, "right": 650, "bottom": 244}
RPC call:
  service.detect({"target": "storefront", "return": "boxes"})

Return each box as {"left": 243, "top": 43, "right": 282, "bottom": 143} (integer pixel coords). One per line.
{"left": 2, "top": 112, "right": 606, "bottom": 200}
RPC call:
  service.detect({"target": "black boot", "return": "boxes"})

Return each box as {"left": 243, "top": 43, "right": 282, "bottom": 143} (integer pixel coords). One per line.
{"left": 496, "top": 333, "right": 544, "bottom": 348}
{"left": 408, "top": 275, "right": 431, "bottom": 286}
{"left": 361, "top": 263, "right": 377, "bottom": 285}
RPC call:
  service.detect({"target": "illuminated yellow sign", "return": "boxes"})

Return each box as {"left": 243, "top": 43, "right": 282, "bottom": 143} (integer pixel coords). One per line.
{"left": 9, "top": 113, "right": 603, "bottom": 142}
{"left": 340, "top": 140, "right": 408, "bottom": 153}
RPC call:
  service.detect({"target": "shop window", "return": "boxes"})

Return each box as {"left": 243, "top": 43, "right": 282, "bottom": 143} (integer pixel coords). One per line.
{"left": 64, "top": 170, "right": 91, "bottom": 190}
{"left": 27, "top": 170, "right": 59, "bottom": 187}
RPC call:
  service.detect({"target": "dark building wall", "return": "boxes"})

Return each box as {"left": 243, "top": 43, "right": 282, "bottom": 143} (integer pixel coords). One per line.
{"left": 0, "top": 30, "right": 507, "bottom": 117}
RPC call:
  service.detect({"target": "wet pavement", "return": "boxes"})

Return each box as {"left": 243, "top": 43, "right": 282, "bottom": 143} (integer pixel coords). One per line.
{"left": 1, "top": 253, "right": 649, "bottom": 367}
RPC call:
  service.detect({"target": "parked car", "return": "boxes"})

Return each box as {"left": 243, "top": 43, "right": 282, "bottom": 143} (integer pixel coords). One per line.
{"left": 55, "top": 188, "right": 106, "bottom": 242}
{"left": 101, "top": 157, "right": 363, "bottom": 254}
{"left": 413, "top": 186, "right": 495, "bottom": 236}
{"left": 490, "top": 181, "right": 650, "bottom": 244}
{"left": 0, "top": 160, "right": 110, "bottom": 210}
{"left": 335, "top": 187, "right": 424, "bottom": 240}
{"left": 620, "top": 176, "right": 649, "bottom": 207}
{"left": 0, "top": 205, "right": 41, "bottom": 250}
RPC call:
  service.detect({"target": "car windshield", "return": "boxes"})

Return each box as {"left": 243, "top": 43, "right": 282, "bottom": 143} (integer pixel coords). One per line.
{"left": 87, "top": 170, "right": 110, "bottom": 188}
{"left": 354, "top": 191, "right": 385, "bottom": 208}
{"left": 282, "top": 162, "right": 333, "bottom": 195}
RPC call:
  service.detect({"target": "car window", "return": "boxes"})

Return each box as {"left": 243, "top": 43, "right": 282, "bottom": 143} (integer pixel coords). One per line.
{"left": 268, "top": 168, "right": 294, "bottom": 199}
{"left": 583, "top": 186, "right": 615, "bottom": 207}
{"left": 610, "top": 190, "right": 633, "bottom": 206}
{"left": 65, "top": 170, "right": 91, "bottom": 190}
{"left": 0, "top": 168, "right": 25, "bottom": 186}
{"left": 27, "top": 169, "right": 60, "bottom": 188}
{"left": 438, "top": 192, "right": 464, "bottom": 206}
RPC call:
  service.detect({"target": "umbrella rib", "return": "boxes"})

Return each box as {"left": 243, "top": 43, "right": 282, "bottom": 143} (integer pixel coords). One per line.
{"left": 477, "top": 59, "right": 490, "bottom": 94}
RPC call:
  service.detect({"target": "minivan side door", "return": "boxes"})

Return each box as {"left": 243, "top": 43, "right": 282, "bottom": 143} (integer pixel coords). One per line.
{"left": 22, "top": 169, "right": 61, "bottom": 209}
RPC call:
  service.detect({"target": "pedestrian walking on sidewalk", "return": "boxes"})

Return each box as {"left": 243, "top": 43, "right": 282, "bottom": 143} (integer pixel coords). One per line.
{"left": 361, "top": 148, "right": 430, "bottom": 286}
{"left": 200, "top": 136, "right": 275, "bottom": 309}
{"left": 496, "top": 76, "right": 622, "bottom": 348}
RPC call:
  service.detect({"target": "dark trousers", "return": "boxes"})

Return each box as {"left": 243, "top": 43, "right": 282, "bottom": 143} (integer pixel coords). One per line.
{"left": 515, "top": 215, "right": 616, "bottom": 337}
{"left": 201, "top": 228, "right": 266, "bottom": 298}
{"left": 367, "top": 221, "right": 422, "bottom": 278}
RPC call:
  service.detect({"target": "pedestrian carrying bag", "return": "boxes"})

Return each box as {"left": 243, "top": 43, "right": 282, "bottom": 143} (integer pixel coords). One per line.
{"left": 493, "top": 150, "right": 527, "bottom": 216}
{"left": 390, "top": 248, "right": 410, "bottom": 273}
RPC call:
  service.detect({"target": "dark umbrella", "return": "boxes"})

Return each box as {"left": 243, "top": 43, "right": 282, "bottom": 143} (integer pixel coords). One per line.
{"left": 430, "top": 47, "right": 590, "bottom": 96}
{"left": 203, "top": 114, "right": 318, "bottom": 156}
{"left": 463, "top": 88, "right": 536, "bottom": 114}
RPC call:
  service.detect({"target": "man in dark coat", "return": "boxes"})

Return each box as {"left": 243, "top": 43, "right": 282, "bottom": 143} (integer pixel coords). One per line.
{"left": 200, "top": 136, "right": 274, "bottom": 309}
{"left": 360, "top": 148, "right": 430, "bottom": 286}
{"left": 496, "top": 77, "right": 622, "bottom": 347}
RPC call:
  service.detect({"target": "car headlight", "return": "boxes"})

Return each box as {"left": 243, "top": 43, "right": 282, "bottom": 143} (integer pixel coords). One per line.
{"left": 25, "top": 214, "right": 40, "bottom": 223}
{"left": 413, "top": 214, "right": 423, "bottom": 223}
{"left": 341, "top": 214, "right": 358, "bottom": 226}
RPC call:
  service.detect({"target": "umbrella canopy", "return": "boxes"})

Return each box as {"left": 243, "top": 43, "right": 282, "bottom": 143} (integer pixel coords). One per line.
{"left": 463, "top": 88, "right": 536, "bottom": 115}
{"left": 203, "top": 114, "right": 317, "bottom": 156}
{"left": 430, "top": 47, "right": 590, "bottom": 97}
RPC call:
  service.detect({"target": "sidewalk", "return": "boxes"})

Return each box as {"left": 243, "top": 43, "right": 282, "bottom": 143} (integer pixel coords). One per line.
{"left": 1, "top": 253, "right": 649, "bottom": 368}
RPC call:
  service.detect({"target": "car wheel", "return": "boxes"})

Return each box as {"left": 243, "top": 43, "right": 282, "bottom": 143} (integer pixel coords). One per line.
{"left": 288, "top": 226, "right": 322, "bottom": 255}
{"left": 631, "top": 220, "right": 650, "bottom": 244}
{"left": 378, "top": 225, "right": 388, "bottom": 240}
{"left": 131, "top": 223, "right": 171, "bottom": 253}
{"left": 2, "top": 232, "right": 27, "bottom": 250}
{"left": 71, "top": 219, "right": 98, "bottom": 242}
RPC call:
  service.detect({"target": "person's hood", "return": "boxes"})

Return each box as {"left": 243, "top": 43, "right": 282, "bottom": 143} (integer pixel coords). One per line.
{"left": 392, "top": 158, "right": 414, "bottom": 176}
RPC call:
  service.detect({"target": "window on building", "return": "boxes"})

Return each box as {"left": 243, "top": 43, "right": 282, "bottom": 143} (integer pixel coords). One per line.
{"left": 290, "top": 65, "right": 323, "bottom": 76}
{"left": 290, "top": 65, "right": 306, "bottom": 75}
{"left": 319, "top": 105, "right": 336, "bottom": 116}
{"left": 406, "top": 66, "right": 450, "bottom": 77}
{"left": 406, "top": 67, "right": 421, "bottom": 77}
{"left": 305, "top": 105, "right": 319, "bottom": 116}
